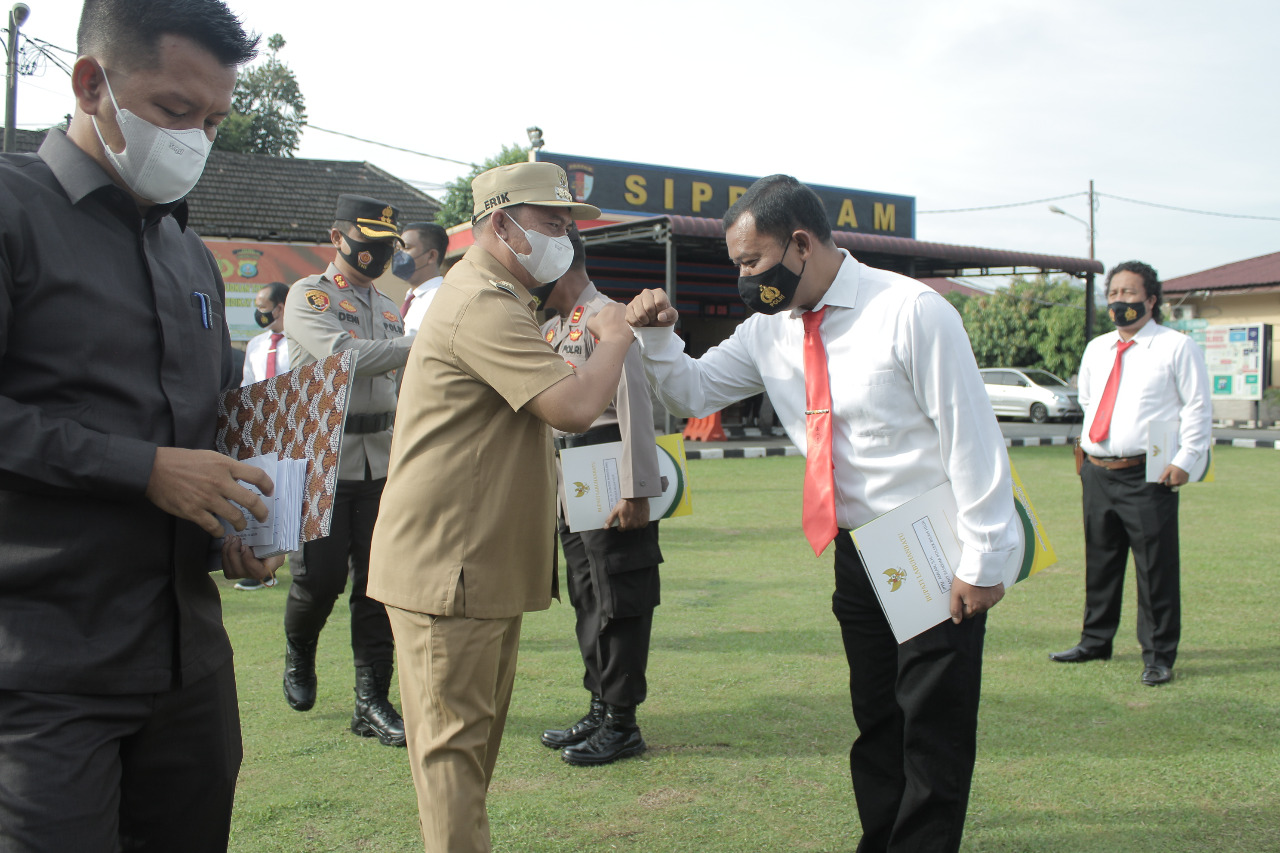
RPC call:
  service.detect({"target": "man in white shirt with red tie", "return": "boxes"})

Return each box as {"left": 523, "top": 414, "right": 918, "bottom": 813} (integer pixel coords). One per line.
{"left": 1050, "top": 261, "right": 1211, "bottom": 687}
{"left": 242, "top": 282, "right": 290, "bottom": 385}
{"left": 626, "top": 174, "right": 1018, "bottom": 853}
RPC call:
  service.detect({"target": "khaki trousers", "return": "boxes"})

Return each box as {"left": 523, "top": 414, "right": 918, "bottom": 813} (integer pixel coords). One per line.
{"left": 388, "top": 606, "right": 523, "bottom": 853}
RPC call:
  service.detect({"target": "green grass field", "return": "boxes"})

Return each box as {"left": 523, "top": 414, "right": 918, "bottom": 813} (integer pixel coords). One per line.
{"left": 220, "top": 446, "right": 1280, "bottom": 852}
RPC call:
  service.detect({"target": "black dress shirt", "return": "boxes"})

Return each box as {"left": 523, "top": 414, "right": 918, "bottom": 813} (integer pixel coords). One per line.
{"left": 0, "top": 131, "right": 234, "bottom": 693}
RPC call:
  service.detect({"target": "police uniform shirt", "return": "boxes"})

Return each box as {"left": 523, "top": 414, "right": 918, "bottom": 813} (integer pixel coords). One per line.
{"left": 0, "top": 131, "right": 235, "bottom": 693}
{"left": 241, "top": 327, "right": 289, "bottom": 385}
{"left": 368, "top": 245, "right": 574, "bottom": 618}
{"left": 541, "top": 283, "right": 662, "bottom": 504}
{"left": 284, "top": 263, "right": 413, "bottom": 480}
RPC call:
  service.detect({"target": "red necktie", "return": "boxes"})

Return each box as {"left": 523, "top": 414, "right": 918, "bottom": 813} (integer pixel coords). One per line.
{"left": 400, "top": 291, "right": 415, "bottom": 318}
{"left": 1088, "top": 339, "right": 1136, "bottom": 444}
{"left": 265, "top": 332, "right": 284, "bottom": 379}
{"left": 802, "top": 308, "right": 838, "bottom": 556}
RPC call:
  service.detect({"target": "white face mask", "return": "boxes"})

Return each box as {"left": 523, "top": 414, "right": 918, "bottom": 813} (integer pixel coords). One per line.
{"left": 497, "top": 210, "right": 575, "bottom": 284}
{"left": 91, "top": 66, "right": 214, "bottom": 204}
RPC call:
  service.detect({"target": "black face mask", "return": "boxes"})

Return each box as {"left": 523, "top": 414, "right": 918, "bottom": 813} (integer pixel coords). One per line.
{"left": 738, "top": 237, "right": 805, "bottom": 315}
{"left": 253, "top": 307, "right": 276, "bottom": 328}
{"left": 339, "top": 234, "right": 397, "bottom": 277}
{"left": 1108, "top": 300, "right": 1148, "bottom": 328}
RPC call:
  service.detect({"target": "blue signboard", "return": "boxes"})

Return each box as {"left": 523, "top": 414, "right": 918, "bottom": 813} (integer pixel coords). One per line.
{"left": 537, "top": 152, "right": 916, "bottom": 239}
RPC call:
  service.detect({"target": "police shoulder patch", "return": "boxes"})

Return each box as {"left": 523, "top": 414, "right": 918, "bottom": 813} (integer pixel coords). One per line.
{"left": 305, "top": 290, "right": 330, "bottom": 312}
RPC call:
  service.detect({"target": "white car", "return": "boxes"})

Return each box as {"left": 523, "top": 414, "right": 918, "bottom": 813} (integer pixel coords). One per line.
{"left": 979, "top": 368, "right": 1082, "bottom": 424}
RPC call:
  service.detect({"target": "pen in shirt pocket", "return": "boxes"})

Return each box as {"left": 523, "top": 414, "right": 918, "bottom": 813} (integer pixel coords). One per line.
{"left": 192, "top": 291, "right": 212, "bottom": 329}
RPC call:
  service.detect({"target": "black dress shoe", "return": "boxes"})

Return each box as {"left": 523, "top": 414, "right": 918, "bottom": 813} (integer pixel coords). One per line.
{"left": 1141, "top": 665, "right": 1173, "bottom": 686}
{"left": 1048, "top": 644, "right": 1112, "bottom": 663}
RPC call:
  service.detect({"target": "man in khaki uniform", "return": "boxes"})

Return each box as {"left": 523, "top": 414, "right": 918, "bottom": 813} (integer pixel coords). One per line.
{"left": 369, "top": 163, "right": 635, "bottom": 852}
{"left": 538, "top": 226, "right": 664, "bottom": 766}
{"left": 283, "top": 194, "right": 414, "bottom": 747}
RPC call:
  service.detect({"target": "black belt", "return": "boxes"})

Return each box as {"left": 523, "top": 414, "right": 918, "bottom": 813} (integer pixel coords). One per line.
{"left": 345, "top": 412, "right": 394, "bottom": 434}
{"left": 554, "top": 423, "right": 621, "bottom": 451}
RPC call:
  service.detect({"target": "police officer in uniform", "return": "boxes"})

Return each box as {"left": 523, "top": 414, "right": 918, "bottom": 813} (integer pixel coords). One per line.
{"left": 538, "top": 226, "right": 664, "bottom": 765}
{"left": 282, "top": 194, "right": 414, "bottom": 746}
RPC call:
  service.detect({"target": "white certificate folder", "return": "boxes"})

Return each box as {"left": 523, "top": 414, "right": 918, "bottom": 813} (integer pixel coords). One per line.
{"left": 1146, "top": 419, "right": 1213, "bottom": 483}
{"left": 850, "top": 462, "right": 1055, "bottom": 643}
{"left": 559, "top": 433, "right": 692, "bottom": 532}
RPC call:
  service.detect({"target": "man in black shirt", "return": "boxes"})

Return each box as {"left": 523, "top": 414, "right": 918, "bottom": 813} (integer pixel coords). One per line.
{"left": 0, "top": 1, "right": 271, "bottom": 850}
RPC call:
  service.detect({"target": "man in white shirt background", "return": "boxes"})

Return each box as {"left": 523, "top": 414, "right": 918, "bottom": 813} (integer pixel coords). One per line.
{"left": 396, "top": 222, "right": 448, "bottom": 335}
{"left": 626, "top": 174, "right": 1018, "bottom": 853}
{"left": 1050, "top": 261, "right": 1211, "bottom": 687}
{"left": 241, "top": 281, "right": 290, "bottom": 385}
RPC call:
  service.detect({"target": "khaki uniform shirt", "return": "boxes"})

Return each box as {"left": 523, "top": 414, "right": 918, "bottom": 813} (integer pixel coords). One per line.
{"left": 541, "top": 283, "right": 662, "bottom": 509}
{"left": 284, "top": 263, "right": 413, "bottom": 480}
{"left": 369, "top": 246, "right": 574, "bottom": 618}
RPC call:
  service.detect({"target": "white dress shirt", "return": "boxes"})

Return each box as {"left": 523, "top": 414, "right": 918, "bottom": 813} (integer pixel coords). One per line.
{"left": 635, "top": 250, "right": 1020, "bottom": 586}
{"left": 1078, "top": 320, "right": 1211, "bottom": 473}
{"left": 241, "top": 328, "right": 289, "bottom": 386}
{"left": 401, "top": 275, "right": 444, "bottom": 335}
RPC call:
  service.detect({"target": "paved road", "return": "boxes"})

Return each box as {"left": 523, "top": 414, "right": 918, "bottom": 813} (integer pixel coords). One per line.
{"left": 684, "top": 419, "right": 1280, "bottom": 459}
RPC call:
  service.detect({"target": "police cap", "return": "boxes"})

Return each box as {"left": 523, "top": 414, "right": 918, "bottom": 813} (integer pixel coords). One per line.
{"left": 335, "top": 194, "right": 401, "bottom": 241}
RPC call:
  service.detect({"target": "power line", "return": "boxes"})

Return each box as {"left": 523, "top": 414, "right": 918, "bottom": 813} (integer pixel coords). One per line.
{"left": 21, "top": 40, "right": 74, "bottom": 77}
{"left": 23, "top": 34, "right": 76, "bottom": 56}
{"left": 1096, "top": 192, "right": 1280, "bottom": 222}
{"left": 308, "top": 125, "right": 475, "bottom": 169}
{"left": 918, "top": 192, "right": 1086, "bottom": 214}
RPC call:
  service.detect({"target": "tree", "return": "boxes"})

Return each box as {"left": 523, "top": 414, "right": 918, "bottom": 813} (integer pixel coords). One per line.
{"left": 960, "top": 274, "right": 1113, "bottom": 379}
{"left": 212, "top": 34, "right": 307, "bottom": 157}
{"left": 433, "top": 144, "right": 530, "bottom": 228}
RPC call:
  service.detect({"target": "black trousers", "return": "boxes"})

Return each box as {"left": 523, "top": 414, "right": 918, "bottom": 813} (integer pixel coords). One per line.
{"left": 285, "top": 477, "right": 394, "bottom": 667}
{"left": 0, "top": 662, "right": 240, "bottom": 853}
{"left": 833, "top": 532, "right": 985, "bottom": 853}
{"left": 560, "top": 521, "right": 661, "bottom": 708}
{"left": 1080, "top": 462, "right": 1181, "bottom": 667}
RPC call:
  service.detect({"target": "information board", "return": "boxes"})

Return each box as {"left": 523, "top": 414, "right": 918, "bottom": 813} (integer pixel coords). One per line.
{"left": 1191, "top": 323, "right": 1272, "bottom": 401}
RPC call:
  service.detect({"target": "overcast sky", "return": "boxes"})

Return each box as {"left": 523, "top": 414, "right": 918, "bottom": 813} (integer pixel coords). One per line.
{"left": 10, "top": 0, "right": 1279, "bottom": 279}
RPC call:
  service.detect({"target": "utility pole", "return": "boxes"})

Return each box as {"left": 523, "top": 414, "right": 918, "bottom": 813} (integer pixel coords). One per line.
{"left": 1050, "top": 180, "right": 1098, "bottom": 340}
{"left": 4, "top": 3, "right": 30, "bottom": 153}
{"left": 1085, "top": 179, "right": 1096, "bottom": 340}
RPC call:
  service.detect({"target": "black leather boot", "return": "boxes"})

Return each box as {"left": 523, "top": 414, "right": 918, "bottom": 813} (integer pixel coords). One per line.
{"left": 561, "top": 703, "right": 646, "bottom": 766}
{"left": 540, "top": 694, "right": 605, "bottom": 749}
{"left": 283, "top": 635, "right": 318, "bottom": 712}
{"left": 351, "top": 662, "right": 407, "bottom": 747}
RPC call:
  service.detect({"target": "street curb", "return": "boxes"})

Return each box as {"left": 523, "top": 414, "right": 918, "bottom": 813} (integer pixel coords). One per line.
{"left": 685, "top": 446, "right": 802, "bottom": 460}
{"left": 684, "top": 434, "right": 1279, "bottom": 460}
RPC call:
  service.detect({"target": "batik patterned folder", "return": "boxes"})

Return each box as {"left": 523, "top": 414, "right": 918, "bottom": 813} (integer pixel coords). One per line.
{"left": 214, "top": 350, "right": 354, "bottom": 544}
